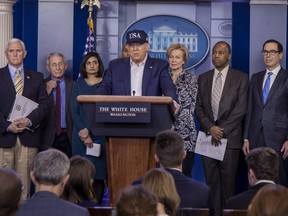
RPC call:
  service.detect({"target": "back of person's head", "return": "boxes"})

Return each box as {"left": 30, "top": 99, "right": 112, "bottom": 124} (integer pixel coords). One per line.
{"left": 143, "top": 168, "right": 180, "bottom": 216}
{"left": 246, "top": 147, "right": 279, "bottom": 183}
{"left": 62, "top": 155, "right": 96, "bottom": 205}
{"left": 155, "top": 130, "right": 185, "bottom": 168}
{"left": 32, "top": 149, "right": 70, "bottom": 186}
{"left": 248, "top": 184, "right": 288, "bottom": 216}
{"left": 116, "top": 185, "right": 158, "bottom": 216}
{"left": 0, "top": 168, "right": 22, "bottom": 216}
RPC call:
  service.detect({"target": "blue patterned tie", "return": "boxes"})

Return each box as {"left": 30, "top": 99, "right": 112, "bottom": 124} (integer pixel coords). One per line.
{"left": 262, "top": 72, "right": 273, "bottom": 103}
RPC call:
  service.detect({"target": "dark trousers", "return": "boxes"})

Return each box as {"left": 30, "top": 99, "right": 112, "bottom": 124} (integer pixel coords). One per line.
{"left": 52, "top": 130, "right": 72, "bottom": 158}
{"left": 202, "top": 148, "right": 240, "bottom": 216}
{"left": 93, "top": 179, "right": 105, "bottom": 205}
{"left": 182, "top": 152, "right": 195, "bottom": 177}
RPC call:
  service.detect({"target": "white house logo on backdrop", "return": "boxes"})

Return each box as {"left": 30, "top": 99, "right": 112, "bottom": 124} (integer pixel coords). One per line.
{"left": 123, "top": 15, "right": 210, "bottom": 69}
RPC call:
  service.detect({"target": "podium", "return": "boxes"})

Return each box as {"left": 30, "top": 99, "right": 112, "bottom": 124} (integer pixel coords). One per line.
{"left": 77, "top": 95, "right": 174, "bottom": 206}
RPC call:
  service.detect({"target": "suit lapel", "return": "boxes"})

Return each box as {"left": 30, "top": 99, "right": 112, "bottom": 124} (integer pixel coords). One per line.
{"left": 218, "top": 69, "right": 233, "bottom": 120}
{"left": 142, "top": 58, "right": 153, "bottom": 96}
{"left": 23, "top": 69, "right": 33, "bottom": 96}
{"left": 205, "top": 70, "right": 214, "bottom": 119}
{"left": 65, "top": 78, "right": 73, "bottom": 115}
{"left": 123, "top": 59, "right": 131, "bottom": 95}
{"left": 265, "top": 68, "right": 287, "bottom": 104}
{"left": 256, "top": 71, "right": 265, "bottom": 105}
{"left": 1, "top": 66, "right": 16, "bottom": 94}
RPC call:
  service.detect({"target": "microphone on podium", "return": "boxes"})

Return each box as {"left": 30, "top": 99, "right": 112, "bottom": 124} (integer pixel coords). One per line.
{"left": 132, "top": 90, "right": 136, "bottom": 96}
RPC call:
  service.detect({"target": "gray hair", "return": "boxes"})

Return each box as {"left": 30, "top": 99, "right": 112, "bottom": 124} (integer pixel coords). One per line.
{"left": 46, "top": 52, "right": 67, "bottom": 65}
{"left": 33, "top": 149, "right": 70, "bottom": 186}
{"left": 5, "top": 38, "right": 26, "bottom": 52}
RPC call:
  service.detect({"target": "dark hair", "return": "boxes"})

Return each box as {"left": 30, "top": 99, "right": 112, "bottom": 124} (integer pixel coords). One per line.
{"left": 155, "top": 130, "right": 184, "bottom": 168}
{"left": 246, "top": 147, "right": 279, "bottom": 181}
{"left": 62, "top": 156, "right": 97, "bottom": 205}
{"left": 116, "top": 185, "right": 158, "bottom": 216}
{"left": 79, "top": 52, "right": 104, "bottom": 78}
{"left": 213, "top": 41, "right": 231, "bottom": 54}
{"left": 263, "top": 39, "right": 283, "bottom": 53}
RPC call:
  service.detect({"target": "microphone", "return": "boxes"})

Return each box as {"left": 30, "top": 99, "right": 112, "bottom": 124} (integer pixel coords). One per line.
{"left": 132, "top": 90, "right": 136, "bottom": 96}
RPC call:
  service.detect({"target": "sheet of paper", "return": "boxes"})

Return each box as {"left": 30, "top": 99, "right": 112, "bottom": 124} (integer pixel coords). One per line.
{"left": 195, "top": 131, "right": 227, "bottom": 161}
{"left": 8, "top": 94, "right": 39, "bottom": 122}
{"left": 86, "top": 143, "right": 101, "bottom": 157}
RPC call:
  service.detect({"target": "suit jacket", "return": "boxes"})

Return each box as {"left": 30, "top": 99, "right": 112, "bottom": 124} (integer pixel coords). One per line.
{"left": 40, "top": 77, "right": 74, "bottom": 150}
{"left": 243, "top": 68, "right": 288, "bottom": 151}
{"left": 95, "top": 56, "right": 178, "bottom": 101}
{"left": 166, "top": 168, "right": 212, "bottom": 209}
{"left": 225, "top": 183, "right": 270, "bottom": 209}
{"left": 0, "top": 65, "right": 49, "bottom": 148}
{"left": 16, "top": 191, "right": 89, "bottom": 216}
{"left": 196, "top": 68, "right": 249, "bottom": 148}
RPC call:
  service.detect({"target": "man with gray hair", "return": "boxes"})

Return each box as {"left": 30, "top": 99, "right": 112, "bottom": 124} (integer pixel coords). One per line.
{"left": 0, "top": 38, "right": 49, "bottom": 200}
{"left": 40, "top": 52, "right": 74, "bottom": 157}
{"left": 225, "top": 147, "right": 279, "bottom": 209}
{"left": 16, "top": 149, "right": 89, "bottom": 216}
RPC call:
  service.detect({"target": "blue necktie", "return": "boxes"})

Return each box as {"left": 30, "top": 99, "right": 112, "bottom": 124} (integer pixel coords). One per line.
{"left": 263, "top": 72, "right": 273, "bottom": 103}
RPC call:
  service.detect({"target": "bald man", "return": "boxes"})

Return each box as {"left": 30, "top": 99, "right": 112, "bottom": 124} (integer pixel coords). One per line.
{"left": 0, "top": 167, "right": 22, "bottom": 216}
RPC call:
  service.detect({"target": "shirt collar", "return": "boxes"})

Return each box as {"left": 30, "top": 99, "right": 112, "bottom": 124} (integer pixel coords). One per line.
{"left": 130, "top": 54, "right": 148, "bottom": 66}
{"left": 266, "top": 64, "right": 281, "bottom": 76}
{"left": 8, "top": 64, "right": 23, "bottom": 76}
{"left": 255, "top": 180, "right": 276, "bottom": 185}
{"left": 51, "top": 76, "right": 64, "bottom": 83}
{"left": 214, "top": 64, "right": 229, "bottom": 79}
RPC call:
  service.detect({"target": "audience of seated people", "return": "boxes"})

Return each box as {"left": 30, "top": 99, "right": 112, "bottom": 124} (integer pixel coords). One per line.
{"left": 62, "top": 155, "right": 98, "bottom": 207}
{"left": 247, "top": 184, "right": 288, "bottom": 216}
{"left": 0, "top": 168, "right": 22, "bottom": 216}
{"left": 16, "top": 149, "right": 89, "bottom": 216}
{"left": 143, "top": 168, "right": 180, "bottom": 216}
{"left": 225, "top": 147, "right": 279, "bottom": 209}
{"left": 116, "top": 185, "right": 158, "bottom": 216}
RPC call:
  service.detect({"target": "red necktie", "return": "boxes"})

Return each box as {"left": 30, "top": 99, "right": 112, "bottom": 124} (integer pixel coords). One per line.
{"left": 56, "top": 81, "right": 61, "bottom": 135}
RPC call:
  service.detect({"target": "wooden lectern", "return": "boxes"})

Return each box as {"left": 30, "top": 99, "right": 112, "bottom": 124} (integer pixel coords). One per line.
{"left": 77, "top": 95, "right": 174, "bottom": 206}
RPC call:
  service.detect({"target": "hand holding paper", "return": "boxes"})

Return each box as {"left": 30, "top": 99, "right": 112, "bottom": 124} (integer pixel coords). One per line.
{"left": 195, "top": 131, "right": 227, "bottom": 161}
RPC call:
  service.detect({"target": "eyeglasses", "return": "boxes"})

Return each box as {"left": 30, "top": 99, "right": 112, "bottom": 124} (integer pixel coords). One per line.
{"left": 261, "top": 50, "right": 280, "bottom": 56}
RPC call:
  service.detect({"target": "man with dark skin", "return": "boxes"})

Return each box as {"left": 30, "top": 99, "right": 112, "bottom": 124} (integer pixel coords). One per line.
{"left": 196, "top": 41, "right": 248, "bottom": 216}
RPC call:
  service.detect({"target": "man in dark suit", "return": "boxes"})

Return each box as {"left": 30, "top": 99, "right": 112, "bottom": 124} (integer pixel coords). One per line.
{"left": 225, "top": 147, "right": 279, "bottom": 209}
{"left": 195, "top": 41, "right": 248, "bottom": 216}
{"left": 0, "top": 38, "right": 49, "bottom": 200}
{"left": 155, "top": 130, "right": 212, "bottom": 210}
{"left": 16, "top": 149, "right": 89, "bottom": 216}
{"left": 243, "top": 39, "right": 288, "bottom": 187}
{"left": 95, "top": 29, "right": 179, "bottom": 111}
{"left": 40, "top": 52, "right": 74, "bottom": 157}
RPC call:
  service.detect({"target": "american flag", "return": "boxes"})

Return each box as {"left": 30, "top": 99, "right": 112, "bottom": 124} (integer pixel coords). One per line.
{"left": 79, "top": 18, "right": 96, "bottom": 79}
{"left": 83, "top": 17, "right": 96, "bottom": 55}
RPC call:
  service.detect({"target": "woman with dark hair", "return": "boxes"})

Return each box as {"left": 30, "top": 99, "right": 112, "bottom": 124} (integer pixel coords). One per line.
{"left": 70, "top": 52, "right": 107, "bottom": 205}
{"left": 62, "top": 155, "right": 98, "bottom": 207}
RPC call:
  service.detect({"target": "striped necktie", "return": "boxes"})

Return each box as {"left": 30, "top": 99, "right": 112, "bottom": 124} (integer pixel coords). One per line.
{"left": 15, "top": 69, "right": 23, "bottom": 95}
{"left": 211, "top": 72, "right": 222, "bottom": 121}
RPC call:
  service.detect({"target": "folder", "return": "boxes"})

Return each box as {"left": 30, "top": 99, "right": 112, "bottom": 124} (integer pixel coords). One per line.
{"left": 8, "top": 94, "right": 39, "bottom": 122}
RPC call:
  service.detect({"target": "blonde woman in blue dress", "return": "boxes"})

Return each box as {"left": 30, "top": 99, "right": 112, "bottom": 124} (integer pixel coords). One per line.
{"left": 167, "top": 44, "right": 198, "bottom": 177}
